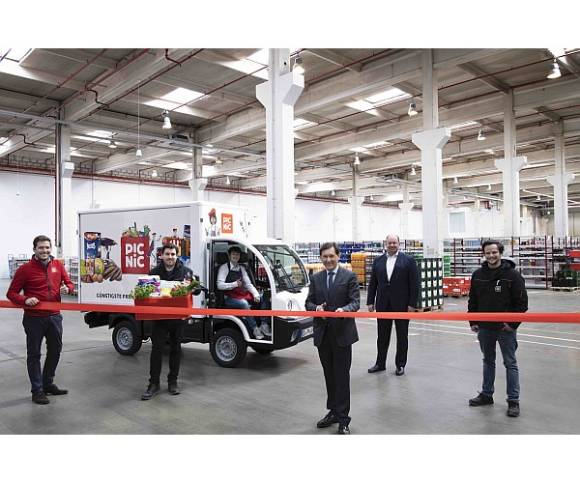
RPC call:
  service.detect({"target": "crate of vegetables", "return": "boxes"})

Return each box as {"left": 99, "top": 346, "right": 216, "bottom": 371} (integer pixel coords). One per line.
{"left": 132, "top": 277, "right": 199, "bottom": 320}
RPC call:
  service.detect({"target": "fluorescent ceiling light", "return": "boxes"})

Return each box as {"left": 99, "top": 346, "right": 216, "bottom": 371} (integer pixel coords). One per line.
{"left": 354, "top": 154, "right": 360, "bottom": 165}
{"left": 223, "top": 58, "right": 269, "bottom": 80}
{"left": 163, "top": 161, "right": 192, "bottom": 170}
{"left": 161, "top": 87, "right": 204, "bottom": 105}
{"left": 296, "top": 181, "right": 309, "bottom": 185}
{"left": 74, "top": 130, "right": 114, "bottom": 144}
{"left": 151, "top": 170, "right": 158, "bottom": 178}
{"left": 0, "top": 48, "right": 33, "bottom": 62}
{"left": 477, "top": 129, "right": 486, "bottom": 141}
{"left": 547, "top": 60, "right": 561, "bottom": 79}
{"left": 162, "top": 111, "right": 172, "bottom": 129}
{"left": 226, "top": 176, "right": 231, "bottom": 185}
{"left": 366, "top": 87, "right": 410, "bottom": 105}
{"left": 293, "top": 118, "right": 316, "bottom": 130}
{"left": 349, "top": 146, "right": 368, "bottom": 153}
{"left": 247, "top": 49, "right": 269, "bottom": 65}
{"left": 346, "top": 100, "right": 380, "bottom": 117}
{"left": 450, "top": 120, "right": 479, "bottom": 131}
{"left": 137, "top": 161, "right": 155, "bottom": 166}
{"left": 364, "top": 140, "right": 393, "bottom": 149}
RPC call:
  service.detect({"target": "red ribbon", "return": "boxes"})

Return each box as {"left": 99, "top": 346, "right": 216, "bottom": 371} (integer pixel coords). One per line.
{"left": 0, "top": 300, "right": 579, "bottom": 323}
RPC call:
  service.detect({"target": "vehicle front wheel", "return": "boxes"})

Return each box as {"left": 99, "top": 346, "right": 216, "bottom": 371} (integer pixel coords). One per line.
{"left": 210, "top": 328, "right": 247, "bottom": 367}
{"left": 112, "top": 320, "right": 142, "bottom": 355}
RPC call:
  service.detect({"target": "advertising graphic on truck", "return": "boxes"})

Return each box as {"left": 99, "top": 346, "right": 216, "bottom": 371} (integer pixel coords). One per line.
{"left": 79, "top": 201, "right": 313, "bottom": 367}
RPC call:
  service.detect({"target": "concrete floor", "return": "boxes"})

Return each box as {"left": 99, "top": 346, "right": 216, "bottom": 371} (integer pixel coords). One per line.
{"left": 0, "top": 279, "right": 579, "bottom": 434}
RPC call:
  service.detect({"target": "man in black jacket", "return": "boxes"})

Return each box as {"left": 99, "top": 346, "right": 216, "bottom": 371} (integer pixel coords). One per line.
{"left": 306, "top": 242, "right": 360, "bottom": 434}
{"left": 468, "top": 240, "right": 528, "bottom": 417}
{"left": 366, "top": 234, "right": 419, "bottom": 376}
{"left": 141, "top": 244, "right": 194, "bottom": 400}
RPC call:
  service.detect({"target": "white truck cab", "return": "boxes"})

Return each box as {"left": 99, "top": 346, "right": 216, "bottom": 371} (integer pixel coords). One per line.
{"left": 79, "top": 201, "right": 313, "bottom": 367}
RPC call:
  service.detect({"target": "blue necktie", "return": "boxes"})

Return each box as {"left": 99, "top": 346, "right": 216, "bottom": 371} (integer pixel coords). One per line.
{"left": 327, "top": 271, "right": 335, "bottom": 290}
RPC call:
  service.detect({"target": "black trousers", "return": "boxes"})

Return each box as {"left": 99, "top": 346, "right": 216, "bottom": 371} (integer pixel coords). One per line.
{"left": 376, "top": 318, "right": 409, "bottom": 369}
{"left": 149, "top": 319, "right": 184, "bottom": 385}
{"left": 22, "top": 314, "right": 63, "bottom": 394}
{"left": 317, "top": 323, "right": 352, "bottom": 425}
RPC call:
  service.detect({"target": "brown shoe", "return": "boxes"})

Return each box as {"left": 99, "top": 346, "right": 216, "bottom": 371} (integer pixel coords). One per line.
{"left": 32, "top": 392, "right": 49, "bottom": 405}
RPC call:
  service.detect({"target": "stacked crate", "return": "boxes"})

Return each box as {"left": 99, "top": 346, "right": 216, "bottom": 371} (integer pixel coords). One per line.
{"left": 350, "top": 252, "right": 368, "bottom": 285}
{"left": 552, "top": 249, "right": 580, "bottom": 289}
{"left": 443, "top": 276, "right": 471, "bottom": 297}
{"left": 364, "top": 252, "right": 382, "bottom": 286}
{"left": 416, "top": 258, "right": 444, "bottom": 309}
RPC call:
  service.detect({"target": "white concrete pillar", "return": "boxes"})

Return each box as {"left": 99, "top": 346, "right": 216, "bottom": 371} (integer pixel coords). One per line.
{"left": 547, "top": 122, "right": 574, "bottom": 238}
{"left": 441, "top": 189, "right": 450, "bottom": 240}
{"left": 55, "top": 122, "right": 75, "bottom": 257}
{"left": 495, "top": 89, "right": 527, "bottom": 237}
{"left": 411, "top": 50, "right": 451, "bottom": 257}
{"left": 413, "top": 129, "right": 451, "bottom": 257}
{"left": 495, "top": 156, "right": 527, "bottom": 237}
{"left": 256, "top": 49, "right": 304, "bottom": 243}
{"left": 398, "top": 183, "right": 414, "bottom": 240}
{"left": 188, "top": 145, "right": 207, "bottom": 201}
{"left": 350, "top": 166, "right": 363, "bottom": 242}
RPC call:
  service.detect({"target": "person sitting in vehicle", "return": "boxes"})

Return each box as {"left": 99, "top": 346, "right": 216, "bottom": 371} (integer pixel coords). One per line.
{"left": 217, "top": 246, "right": 271, "bottom": 340}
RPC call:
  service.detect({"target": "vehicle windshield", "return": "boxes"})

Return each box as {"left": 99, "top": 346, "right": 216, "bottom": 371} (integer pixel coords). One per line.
{"left": 254, "top": 245, "right": 309, "bottom": 292}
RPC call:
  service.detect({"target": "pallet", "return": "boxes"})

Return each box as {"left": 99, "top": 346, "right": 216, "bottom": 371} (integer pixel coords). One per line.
{"left": 414, "top": 305, "right": 443, "bottom": 312}
{"left": 551, "top": 286, "right": 580, "bottom": 292}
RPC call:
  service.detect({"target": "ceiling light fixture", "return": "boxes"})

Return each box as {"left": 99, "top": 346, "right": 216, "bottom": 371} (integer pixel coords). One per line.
{"left": 487, "top": 184, "right": 492, "bottom": 191}
{"left": 354, "top": 154, "right": 360, "bottom": 166}
{"left": 370, "top": 195, "right": 374, "bottom": 201}
{"left": 108, "top": 140, "right": 117, "bottom": 149}
{"left": 136, "top": 148, "right": 142, "bottom": 157}
{"left": 151, "top": 169, "right": 158, "bottom": 178}
{"left": 226, "top": 176, "right": 231, "bottom": 185}
{"left": 408, "top": 101, "right": 418, "bottom": 117}
{"left": 453, "top": 176, "right": 458, "bottom": 184}
{"left": 410, "top": 165, "right": 416, "bottom": 176}
{"left": 477, "top": 129, "right": 486, "bottom": 141}
{"left": 293, "top": 56, "right": 304, "bottom": 75}
{"left": 162, "top": 110, "right": 172, "bottom": 129}
{"left": 331, "top": 190, "right": 336, "bottom": 196}
{"left": 537, "top": 195, "right": 541, "bottom": 201}
{"left": 215, "top": 158, "right": 222, "bottom": 165}
{"left": 547, "top": 59, "right": 561, "bottom": 79}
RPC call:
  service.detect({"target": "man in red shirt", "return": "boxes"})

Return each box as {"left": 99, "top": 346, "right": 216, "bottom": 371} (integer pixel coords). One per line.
{"left": 6, "top": 235, "right": 75, "bottom": 405}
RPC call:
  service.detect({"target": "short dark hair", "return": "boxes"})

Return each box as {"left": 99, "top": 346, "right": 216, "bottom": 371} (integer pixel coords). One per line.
{"left": 482, "top": 239, "right": 504, "bottom": 254}
{"left": 320, "top": 242, "right": 340, "bottom": 256}
{"left": 161, "top": 243, "right": 178, "bottom": 254}
{"left": 33, "top": 235, "right": 52, "bottom": 249}
{"left": 228, "top": 245, "right": 242, "bottom": 255}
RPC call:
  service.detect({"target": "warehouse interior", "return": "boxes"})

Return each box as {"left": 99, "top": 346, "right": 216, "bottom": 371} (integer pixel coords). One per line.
{"left": 1, "top": 4, "right": 579, "bottom": 482}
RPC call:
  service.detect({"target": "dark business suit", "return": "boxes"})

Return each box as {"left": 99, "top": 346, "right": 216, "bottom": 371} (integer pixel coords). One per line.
{"left": 366, "top": 251, "right": 419, "bottom": 369}
{"left": 306, "top": 267, "right": 360, "bottom": 425}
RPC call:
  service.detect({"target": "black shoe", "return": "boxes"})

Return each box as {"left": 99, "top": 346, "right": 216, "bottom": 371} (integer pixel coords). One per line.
{"left": 395, "top": 366, "right": 405, "bottom": 376}
{"left": 141, "top": 383, "right": 160, "bottom": 401}
{"left": 368, "top": 364, "right": 386, "bottom": 373}
{"left": 43, "top": 384, "right": 68, "bottom": 395}
{"left": 507, "top": 401, "right": 520, "bottom": 417}
{"left": 469, "top": 393, "right": 494, "bottom": 406}
{"left": 316, "top": 411, "right": 339, "bottom": 428}
{"left": 32, "top": 392, "right": 49, "bottom": 405}
{"left": 168, "top": 382, "right": 180, "bottom": 396}
{"left": 337, "top": 423, "right": 350, "bottom": 435}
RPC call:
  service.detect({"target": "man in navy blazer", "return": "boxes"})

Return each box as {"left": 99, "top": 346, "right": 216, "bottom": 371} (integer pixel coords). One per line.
{"left": 366, "top": 234, "right": 419, "bottom": 376}
{"left": 306, "top": 242, "right": 360, "bottom": 435}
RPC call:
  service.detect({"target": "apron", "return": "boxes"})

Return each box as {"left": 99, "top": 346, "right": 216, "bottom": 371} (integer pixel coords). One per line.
{"left": 225, "top": 262, "right": 253, "bottom": 301}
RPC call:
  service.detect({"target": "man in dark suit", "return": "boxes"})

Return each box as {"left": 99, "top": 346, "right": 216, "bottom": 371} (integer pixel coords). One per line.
{"left": 367, "top": 234, "right": 419, "bottom": 376}
{"left": 306, "top": 242, "right": 360, "bottom": 435}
